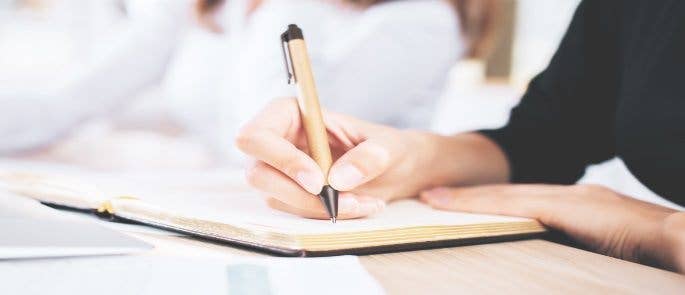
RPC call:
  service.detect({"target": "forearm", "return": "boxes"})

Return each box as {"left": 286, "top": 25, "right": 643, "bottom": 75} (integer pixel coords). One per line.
{"left": 412, "top": 131, "right": 510, "bottom": 188}
{"left": 0, "top": 91, "right": 77, "bottom": 154}
{"left": 59, "top": 23, "right": 179, "bottom": 112}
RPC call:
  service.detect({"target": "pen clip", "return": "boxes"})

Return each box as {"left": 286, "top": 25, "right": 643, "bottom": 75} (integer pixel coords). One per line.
{"left": 280, "top": 32, "right": 296, "bottom": 84}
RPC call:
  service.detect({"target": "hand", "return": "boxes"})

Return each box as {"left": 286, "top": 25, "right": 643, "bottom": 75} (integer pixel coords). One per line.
{"left": 420, "top": 184, "right": 685, "bottom": 272}
{"left": 236, "top": 98, "right": 440, "bottom": 219}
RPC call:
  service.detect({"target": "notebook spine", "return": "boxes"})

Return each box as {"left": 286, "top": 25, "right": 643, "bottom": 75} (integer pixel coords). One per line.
{"left": 95, "top": 196, "right": 139, "bottom": 220}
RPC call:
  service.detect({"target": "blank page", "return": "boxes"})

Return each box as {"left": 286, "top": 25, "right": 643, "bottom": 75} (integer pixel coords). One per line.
{"left": 1, "top": 166, "right": 538, "bottom": 236}
{"left": 98, "top": 172, "right": 536, "bottom": 235}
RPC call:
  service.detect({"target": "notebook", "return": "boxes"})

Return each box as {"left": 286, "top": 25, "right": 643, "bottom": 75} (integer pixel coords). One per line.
{"left": 0, "top": 166, "right": 545, "bottom": 257}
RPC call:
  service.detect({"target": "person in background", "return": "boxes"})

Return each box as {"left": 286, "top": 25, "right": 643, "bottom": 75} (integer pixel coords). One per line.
{"left": 236, "top": 0, "right": 685, "bottom": 272}
{"left": 0, "top": 0, "right": 498, "bottom": 165}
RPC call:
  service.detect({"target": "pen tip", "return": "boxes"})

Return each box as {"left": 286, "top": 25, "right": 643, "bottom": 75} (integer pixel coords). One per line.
{"left": 319, "top": 185, "right": 339, "bottom": 224}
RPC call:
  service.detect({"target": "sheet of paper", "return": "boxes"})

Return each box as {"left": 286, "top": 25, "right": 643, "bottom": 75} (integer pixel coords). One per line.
{"left": 141, "top": 191, "right": 534, "bottom": 235}
{"left": 0, "top": 160, "right": 107, "bottom": 209}
{"left": 0, "top": 255, "right": 384, "bottom": 295}
{"left": 91, "top": 174, "right": 536, "bottom": 236}
{"left": 0, "top": 173, "right": 181, "bottom": 236}
{"left": 0, "top": 160, "right": 535, "bottom": 236}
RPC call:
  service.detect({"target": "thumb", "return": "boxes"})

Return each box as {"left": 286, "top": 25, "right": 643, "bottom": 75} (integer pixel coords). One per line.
{"left": 328, "top": 139, "right": 391, "bottom": 191}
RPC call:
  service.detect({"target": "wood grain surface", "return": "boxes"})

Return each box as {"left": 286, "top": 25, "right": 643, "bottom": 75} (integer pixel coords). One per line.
{"left": 131, "top": 233, "right": 685, "bottom": 294}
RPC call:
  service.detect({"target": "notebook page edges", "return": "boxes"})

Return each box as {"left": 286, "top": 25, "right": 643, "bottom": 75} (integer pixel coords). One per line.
{"left": 107, "top": 185, "right": 544, "bottom": 252}
{"left": 130, "top": 187, "right": 543, "bottom": 236}
{"left": 109, "top": 196, "right": 544, "bottom": 253}
{"left": 108, "top": 197, "right": 302, "bottom": 251}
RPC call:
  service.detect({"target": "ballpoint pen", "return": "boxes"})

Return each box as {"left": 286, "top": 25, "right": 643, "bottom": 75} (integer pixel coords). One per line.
{"left": 280, "top": 24, "right": 338, "bottom": 223}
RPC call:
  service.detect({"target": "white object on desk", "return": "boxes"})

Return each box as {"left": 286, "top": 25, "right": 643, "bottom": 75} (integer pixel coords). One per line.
{"left": 0, "top": 255, "right": 384, "bottom": 295}
{"left": 0, "top": 218, "right": 152, "bottom": 259}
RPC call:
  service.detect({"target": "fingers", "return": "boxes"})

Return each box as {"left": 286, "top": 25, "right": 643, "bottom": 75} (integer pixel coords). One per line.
{"left": 419, "top": 184, "right": 571, "bottom": 221}
{"left": 237, "top": 97, "right": 394, "bottom": 216}
{"left": 246, "top": 161, "right": 324, "bottom": 211}
{"left": 237, "top": 99, "right": 324, "bottom": 195}
{"left": 246, "top": 161, "right": 386, "bottom": 218}
{"left": 266, "top": 194, "right": 386, "bottom": 220}
{"left": 328, "top": 139, "right": 392, "bottom": 191}
{"left": 238, "top": 130, "right": 324, "bottom": 194}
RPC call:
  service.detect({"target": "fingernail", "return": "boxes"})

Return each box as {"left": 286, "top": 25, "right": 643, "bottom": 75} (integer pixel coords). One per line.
{"left": 359, "top": 201, "right": 380, "bottom": 216}
{"left": 353, "top": 197, "right": 385, "bottom": 216}
{"left": 428, "top": 195, "right": 453, "bottom": 207}
{"left": 425, "top": 187, "right": 450, "bottom": 197}
{"left": 296, "top": 171, "right": 323, "bottom": 195}
{"left": 418, "top": 188, "right": 440, "bottom": 200}
{"left": 329, "top": 164, "right": 364, "bottom": 190}
{"left": 421, "top": 188, "right": 452, "bottom": 207}
{"left": 376, "top": 199, "right": 386, "bottom": 210}
{"left": 338, "top": 196, "right": 360, "bottom": 215}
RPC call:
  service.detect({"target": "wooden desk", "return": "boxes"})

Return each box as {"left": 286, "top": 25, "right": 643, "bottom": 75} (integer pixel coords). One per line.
{"left": 131, "top": 233, "right": 685, "bottom": 294}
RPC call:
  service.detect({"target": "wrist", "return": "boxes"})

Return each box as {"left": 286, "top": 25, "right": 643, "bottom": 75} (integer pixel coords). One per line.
{"left": 659, "top": 212, "right": 685, "bottom": 272}
{"left": 436, "top": 132, "right": 510, "bottom": 186}
{"left": 402, "top": 131, "right": 510, "bottom": 189}
{"left": 630, "top": 209, "right": 685, "bottom": 272}
{"left": 401, "top": 130, "right": 446, "bottom": 189}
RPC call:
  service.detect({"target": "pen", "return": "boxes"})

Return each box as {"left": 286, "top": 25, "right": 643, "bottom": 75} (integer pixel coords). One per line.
{"left": 280, "top": 24, "right": 338, "bottom": 223}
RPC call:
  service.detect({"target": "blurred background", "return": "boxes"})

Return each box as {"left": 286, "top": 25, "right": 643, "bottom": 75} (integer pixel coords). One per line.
{"left": 0, "top": 0, "right": 580, "bottom": 148}
{"left": 0, "top": 0, "right": 580, "bottom": 85}
{"left": 0, "top": 0, "right": 678, "bottom": 209}
{"left": 0, "top": 0, "right": 579, "bottom": 93}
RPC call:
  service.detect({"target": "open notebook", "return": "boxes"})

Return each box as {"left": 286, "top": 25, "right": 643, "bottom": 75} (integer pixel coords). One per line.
{"left": 0, "top": 165, "right": 545, "bottom": 256}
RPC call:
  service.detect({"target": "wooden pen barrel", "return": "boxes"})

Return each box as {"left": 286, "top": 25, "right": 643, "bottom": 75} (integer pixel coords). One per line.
{"left": 288, "top": 39, "right": 333, "bottom": 182}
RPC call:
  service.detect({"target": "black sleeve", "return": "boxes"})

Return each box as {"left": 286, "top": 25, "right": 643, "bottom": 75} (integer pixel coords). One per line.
{"left": 480, "top": 0, "right": 621, "bottom": 184}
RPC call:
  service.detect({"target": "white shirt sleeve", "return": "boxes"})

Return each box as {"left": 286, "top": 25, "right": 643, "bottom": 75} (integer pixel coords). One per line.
{"left": 314, "top": 0, "right": 462, "bottom": 129}
{"left": 0, "top": 0, "right": 190, "bottom": 154}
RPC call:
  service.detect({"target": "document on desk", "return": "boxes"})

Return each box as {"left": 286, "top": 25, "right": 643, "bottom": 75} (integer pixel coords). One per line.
{"left": 0, "top": 190, "right": 152, "bottom": 259}
{"left": 0, "top": 255, "right": 384, "bottom": 295}
{"left": 0, "top": 160, "right": 545, "bottom": 256}
{"left": 0, "top": 218, "right": 152, "bottom": 259}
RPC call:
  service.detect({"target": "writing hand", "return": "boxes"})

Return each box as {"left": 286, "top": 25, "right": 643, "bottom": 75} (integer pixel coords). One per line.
{"left": 236, "top": 98, "right": 437, "bottom": 219}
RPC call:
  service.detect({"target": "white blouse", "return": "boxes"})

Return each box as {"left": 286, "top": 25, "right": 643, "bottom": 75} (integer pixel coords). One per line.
{"left": 0, "top": 0, "right": 462, "bottom": 161}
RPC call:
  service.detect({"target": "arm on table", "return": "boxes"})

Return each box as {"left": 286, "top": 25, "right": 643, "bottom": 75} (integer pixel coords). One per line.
{"left": 420, "top": 0, "right": 685, "bottom": 273}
